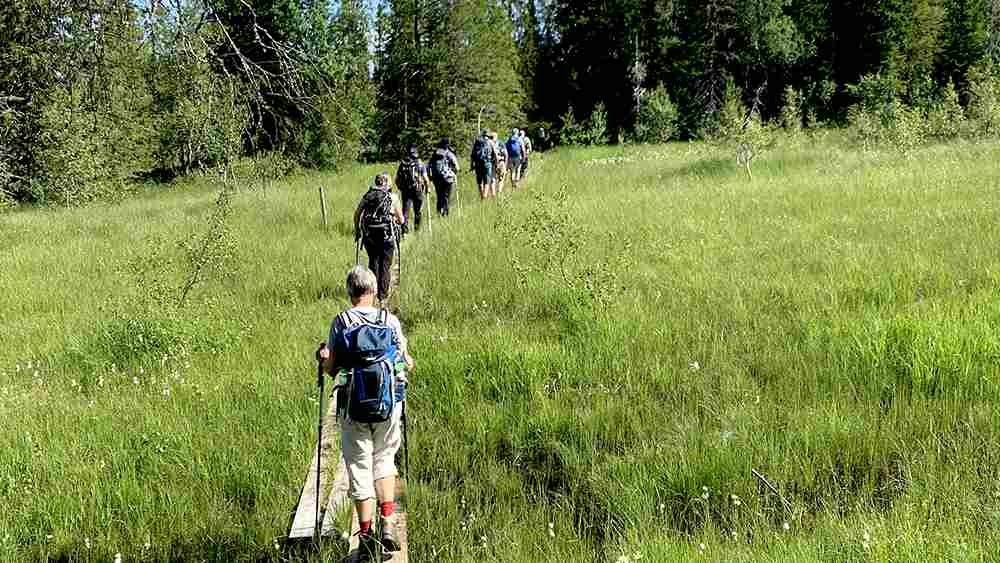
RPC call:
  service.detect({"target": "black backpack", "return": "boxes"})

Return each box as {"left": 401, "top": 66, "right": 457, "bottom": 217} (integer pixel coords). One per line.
{"left": 359, "top": 188, "right": 395, "bottom": 242}
{"left": 431, "top": 152, "right": 455, "bottom": 182}
{"left": 396, "top": 159, "right": 422, "bottom": 192}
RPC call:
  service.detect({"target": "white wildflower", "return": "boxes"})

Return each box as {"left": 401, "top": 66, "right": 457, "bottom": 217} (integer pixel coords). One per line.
{"left": 783, "top": 521, "right": 790, "bottom": 531}
{"left": 114, "top": 553, "right": 122, "bottom": 563}
{"left": 689, "top": 361, "right": 700, "bottom": 371}
{"left": 133, "top": 377, "right": 140, "bottom": 385}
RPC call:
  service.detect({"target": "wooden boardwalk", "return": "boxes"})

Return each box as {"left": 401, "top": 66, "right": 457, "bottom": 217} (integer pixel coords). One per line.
{"left": 288, "top": 393, "right": 409, "bottom": 562}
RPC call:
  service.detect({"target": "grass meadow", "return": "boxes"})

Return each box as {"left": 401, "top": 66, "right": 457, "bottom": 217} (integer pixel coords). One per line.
{"left": 3, "top": 134, "right": 1000, "bottom": 562}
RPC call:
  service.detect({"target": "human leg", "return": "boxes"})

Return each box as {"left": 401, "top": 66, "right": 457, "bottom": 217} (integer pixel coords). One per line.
{"left": 411, "top": 189, "right": 424, "bottom": 230}
{"left": 400, "top": 190, "right": 414, "bottom": 233}
{"left": 341, "top": 419, "right": 378, "bottom": 541}
{"left": 435, "top": 179, "right": 451, "bottom": 216}
{"left": 371, "top": 404, "right": 403, "bottom": 551}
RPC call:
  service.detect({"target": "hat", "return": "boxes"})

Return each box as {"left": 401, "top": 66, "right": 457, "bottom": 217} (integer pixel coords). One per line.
{"left": 439, "top": 137, "right": 450, "bottom": 149}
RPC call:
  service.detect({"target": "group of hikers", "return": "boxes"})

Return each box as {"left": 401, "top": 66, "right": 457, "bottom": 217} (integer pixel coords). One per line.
{"left": 471, "top": 128, "right": 533, "bottom": 199}
{"left": 314, "top": 128, "right": 534, "bottom": 560}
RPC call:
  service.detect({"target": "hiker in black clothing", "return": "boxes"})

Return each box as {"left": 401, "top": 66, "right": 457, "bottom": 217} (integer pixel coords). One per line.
{"left": 354, "top": 173, "right": 404, "bottom": 301}
{"left": 395, "top": 146, "right": 430, "bottom": 234}
{"left": 428, "top": 138, "right": 459, "bottom": 216}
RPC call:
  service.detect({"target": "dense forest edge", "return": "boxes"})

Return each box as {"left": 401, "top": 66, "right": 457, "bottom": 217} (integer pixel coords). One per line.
{"left": 4, "top": 0, "right": 1000, "bottom": 208}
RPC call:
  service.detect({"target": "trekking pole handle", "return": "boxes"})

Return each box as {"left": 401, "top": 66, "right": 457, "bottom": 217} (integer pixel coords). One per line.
{"left": 316, "top": 342, "right": 329, "bottom": 385}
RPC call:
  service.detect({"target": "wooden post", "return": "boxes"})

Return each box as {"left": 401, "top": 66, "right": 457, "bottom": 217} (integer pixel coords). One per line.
{"left": 319, "top": 186, "right": 328, "bottom": 227}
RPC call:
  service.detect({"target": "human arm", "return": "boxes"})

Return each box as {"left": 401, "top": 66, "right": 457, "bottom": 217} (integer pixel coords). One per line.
{"left": 388, "top": 315, "right": 414, "bottom": 370}
{"left": 353, "top": 204, "right": 362, "bottom": 240}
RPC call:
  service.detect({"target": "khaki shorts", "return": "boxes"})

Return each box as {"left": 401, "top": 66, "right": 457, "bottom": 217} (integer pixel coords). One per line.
{"left": 340, "top": 403, "right": 403, "bottom": 501}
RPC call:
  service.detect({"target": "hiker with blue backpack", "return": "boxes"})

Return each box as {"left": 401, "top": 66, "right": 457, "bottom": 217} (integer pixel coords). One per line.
{"left": 471, "top": 130, "right": 496, "bottom": 200}
{"left": 428, "top": 138, "right": 459, "bottom": 216}
{"left": 506, "top": 128, "right": 524, "bottom": 190}
{"left": 318, "top": 265, "right": 414, "bottom": 560}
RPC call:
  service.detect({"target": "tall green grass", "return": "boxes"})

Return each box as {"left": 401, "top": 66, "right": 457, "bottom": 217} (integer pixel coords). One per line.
{"left": 3, "top": 136, "right": 1000, "bottom": 562}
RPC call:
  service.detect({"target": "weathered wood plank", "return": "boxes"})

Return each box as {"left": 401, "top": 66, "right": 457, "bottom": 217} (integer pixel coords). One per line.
{"left": 288, "top": 394, "right": 340, "bottom": 539}
{"left": 385, "top": 512, "right": 409, "bottom": 563}
{"left": 320, "top": 454, "right": 350, "bottom": 536}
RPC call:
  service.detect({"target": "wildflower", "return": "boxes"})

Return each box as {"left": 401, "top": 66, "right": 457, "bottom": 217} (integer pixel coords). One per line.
{"left": 27, "top": 361, "right": 32, "bottom": 369}
{"left": 46, "top": 534, "right": 53, "bottom": 540}
{"left": 114, "top": 553, "right": 122, "bottom": 563}
{"left": 139, "top": 367, "right": 144, "bottom": 375}
{"left": 783, "top": 521, "right": 790, "bottom": 531}
{"left": 85, "top": 537, "right": 91, "bottom": 549}
{"left": 698, "top": 543, "right": 706, "bottom": 552}
{"left": 548, "top": 522, "right": 555, "bottom": 538}
{"left": 133, "top": 377, "right": 140, "bottom": 385}
{"left": 162, "top": 387, "right": 170, "bottom": 397}
{"left": 143, "top": 541, "right": 150, "bottom": 550}
{"left": 658, "top": 502, "right": 666, "bottom": 512}
{"left": 689, "top": 361, "right": 700, "bottom": 371}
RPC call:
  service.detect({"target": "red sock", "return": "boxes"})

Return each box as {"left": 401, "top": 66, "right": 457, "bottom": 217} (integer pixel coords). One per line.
{"left": 359, "top": 520, "right": 372, "bottom": 534}
{"left": 380, "top": 501, "right": 395, "bottom": 518}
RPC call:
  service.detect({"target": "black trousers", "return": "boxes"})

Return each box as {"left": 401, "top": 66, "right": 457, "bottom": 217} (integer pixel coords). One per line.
{"left": 433, "top": 178, "right": 454, "bottom": 216}
{"left": 363, "top": 237, "right": 396, "bottom": 300}
{"left": 401, "top": 189, "right": 425, "bottom": 232}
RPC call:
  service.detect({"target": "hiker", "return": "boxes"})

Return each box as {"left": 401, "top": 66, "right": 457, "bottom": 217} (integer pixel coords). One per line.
{"left": 470, "top": 130, "right": 495, "bottom": 200}
{"left": 354, "top": 173, "right": 404, "bottom": 302}
{"left": 395, "top": 146, "right": 430, "bottom": 234}
{"left": 428, "top": 138, "right": 459, "bottom": 216}
{"left": 505, "top": 128, "right": 524, "bottom": 189}
{"left": 519, "top": 129, "right": 532, "bottom": 179}
{"left": 491, "top": 131, "right": 508, "bottom": 194}
{"left": 318, "top": 265, "right": 414, "bottom": 558}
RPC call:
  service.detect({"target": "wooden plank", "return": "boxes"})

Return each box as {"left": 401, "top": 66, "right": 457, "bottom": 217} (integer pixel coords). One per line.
{"left": 320, "top": 454, "right": 351, "bottom": 536}
{"left": 385, "top": 512, "right": 409, "bottom": 563}
{"left": 288, "top": 394, "right": 340, "bottom": 539}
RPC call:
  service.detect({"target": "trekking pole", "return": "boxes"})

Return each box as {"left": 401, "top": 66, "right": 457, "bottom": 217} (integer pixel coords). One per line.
{"left": 355, "top": 237, "right": 362, "bottom": 266}
{"left": 425, "top": 183, "right": 433, "bottom": 235}
{"left": 314, "top": 344, "right": 327, "bottom": 549}
{"left": 401, "top": 400, "right": 409, "bottom": 482}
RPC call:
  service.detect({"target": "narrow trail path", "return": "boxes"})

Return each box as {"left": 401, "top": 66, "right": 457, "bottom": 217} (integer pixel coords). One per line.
{"left": 288, "top": 157, "right": 542, "bottom": 560}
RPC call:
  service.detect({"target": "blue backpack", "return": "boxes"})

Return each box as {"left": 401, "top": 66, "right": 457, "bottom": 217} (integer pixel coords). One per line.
{"left": 334, "top": 310, "right": 400, "bottom": 423}
{"left": 506, "top": 137, "right": 523, "bottom": 159}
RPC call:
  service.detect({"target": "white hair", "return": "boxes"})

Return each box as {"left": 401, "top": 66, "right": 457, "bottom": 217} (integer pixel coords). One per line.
{"left": 346, "top": 266, "right": 377, "bottom": 300}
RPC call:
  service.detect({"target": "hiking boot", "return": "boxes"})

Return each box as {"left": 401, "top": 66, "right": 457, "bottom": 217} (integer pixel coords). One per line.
{"left": 356, "top": 529, "right": 379, "bottom": 562}
{"left": 380, "top": 517, "right": 401, "bottom": 552}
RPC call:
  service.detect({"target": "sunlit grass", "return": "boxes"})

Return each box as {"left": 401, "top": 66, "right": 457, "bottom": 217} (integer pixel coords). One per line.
{"left": 3, "top": 136, "right": 1000, "bottom": 561}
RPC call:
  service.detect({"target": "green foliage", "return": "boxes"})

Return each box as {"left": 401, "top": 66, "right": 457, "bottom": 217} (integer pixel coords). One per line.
{"left": 966, "top": 62, "right": 1000, "bottom": 137}
{"left": 780, "top": 85, "right": 803, "bottom": 133}
{"left": 926, "top": 79, "right": 967, "bottom": 139}
{"left": 634, "top": 85, "right": 679, "bottom": 143}
{"left": 847, "top": 73, "right": 927, "bottom": 152}
{"left": 557, "top": 104, "right": 609, "bottom": 146}
{"left": 7, "top": 140, "right": 1000, "bottom": 560}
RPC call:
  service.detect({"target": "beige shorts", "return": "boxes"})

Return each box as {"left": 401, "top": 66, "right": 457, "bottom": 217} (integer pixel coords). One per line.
{"left": 340, "top": 403, "right": 403, "bottom": 501}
